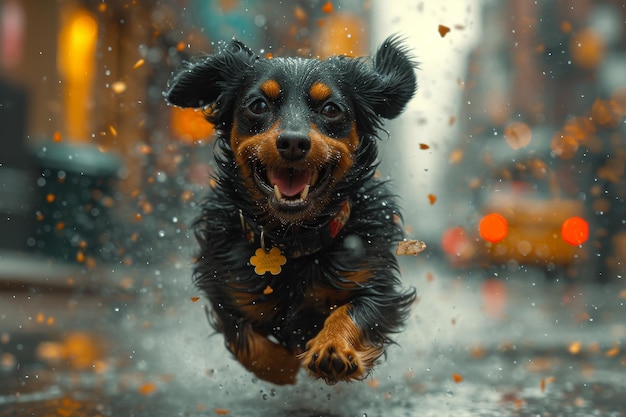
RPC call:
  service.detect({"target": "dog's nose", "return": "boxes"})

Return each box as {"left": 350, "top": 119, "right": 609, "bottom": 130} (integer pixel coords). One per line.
{"left": 276, "top": 131, "right": 311, "bottom": 161}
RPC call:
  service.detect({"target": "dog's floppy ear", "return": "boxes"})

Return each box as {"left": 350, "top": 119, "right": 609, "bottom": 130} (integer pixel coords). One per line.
{"left": 164, "top": 39, "right": 257, "bottom": 109}
{"left": 369, "top": 35, "right": 417, "bottom": 119}
{"left": 339, "top": 35, "right": 417, "bottom": 130}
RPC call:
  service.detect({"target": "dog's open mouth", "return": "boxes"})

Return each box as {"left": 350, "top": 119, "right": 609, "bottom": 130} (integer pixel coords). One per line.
{"left": 253, "top": 165, "right": 333, "bottom": 211}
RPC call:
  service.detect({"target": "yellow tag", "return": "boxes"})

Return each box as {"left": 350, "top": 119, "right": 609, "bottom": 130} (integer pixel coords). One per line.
{"left": 250, "top": 247, "right": 286, "bottom": 276}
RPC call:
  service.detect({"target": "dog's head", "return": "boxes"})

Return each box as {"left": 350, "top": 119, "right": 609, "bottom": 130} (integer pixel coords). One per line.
{"left": 165, "top": 36, "right": 417, "bottom": 223}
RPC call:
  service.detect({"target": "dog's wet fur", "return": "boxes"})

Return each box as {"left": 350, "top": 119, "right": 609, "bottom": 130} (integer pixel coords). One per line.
{"left": 165, "top": 36, "right": 418, "bottom": 385}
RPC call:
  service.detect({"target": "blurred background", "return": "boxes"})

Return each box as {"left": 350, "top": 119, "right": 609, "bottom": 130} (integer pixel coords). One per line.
{"left": 0, "top": 1, "right": 625, "bottom": 416}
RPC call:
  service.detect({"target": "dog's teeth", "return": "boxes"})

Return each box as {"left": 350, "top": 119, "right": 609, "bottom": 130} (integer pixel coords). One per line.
{"left": 301, "top": 184, "right": 310, "bottom": 200}
{"left": 274, "top": 184, "right": 283, "bottom": 200}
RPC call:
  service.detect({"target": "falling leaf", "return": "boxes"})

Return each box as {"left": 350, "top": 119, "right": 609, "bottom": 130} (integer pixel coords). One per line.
{"left": 214, "top": 409, "right": 231, "bottom": 416}
{"left": 132, "top": 58, "right": 145, "bottom": 70}
{"left": 396, "top": 239, "right": 426, "bottom": 256}
{"left": 419, "top": 143, "right": 430, "bottom": 150}
{"left": 449, "top": 148, "right": 464, "bottom": 164}
{"left": 321, "top": 1, "right": 333, "bottom": 13}
{"left": 504, "top": 122, "right": 532, "bottom": 150}
{"left": 551, "top": 131, "right": 579, "bottom": 160}
{"left": 591, "top": 98, "right": 623, "bottom": 128}
{"left": 263, "top": 285, "right": 274, "bottom": 295}
{"left": 53, "top": 131, "right": 63, "bottom": 142}
{"left": 293, "top": 5, "right": 307, "bottom": 22}
{"left": 190, "top": 297, "right": 200, "bottom": 303}
{"left": 367, "top": 379, "right": 380, "bottom": 389}
{"left": 469, "top": 345, "right": 486, "bottom": 359}
{"left": 568, "top": 341, "right": 581, "bottom": 355}
{"left": 452, "top": 373, "right": 463, "bottom": 383}
{"left": 438, "top": 24, "right": 451, "bottom": 37}
{"left": 560, "top": 21, "right": 572, "bottom": 34}
{"left": 139, "top": 382, "right": 157, "bottom": 396}
{"left": 428, "top": 194, "right": 437, "bottom": 205}
{"left": 570, "top": 28, "right": 606, "bottom": 70}
{"left": 540, "top": 376, "right": 555, "bottom": 392}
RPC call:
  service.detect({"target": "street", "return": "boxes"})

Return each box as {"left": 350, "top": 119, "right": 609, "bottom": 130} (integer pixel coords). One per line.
{"left": 1, "top": 253, "right": 624, "bottom": 416}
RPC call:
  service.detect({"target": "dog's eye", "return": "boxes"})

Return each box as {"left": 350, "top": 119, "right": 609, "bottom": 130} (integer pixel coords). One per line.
{"left": 320, "top": 103, "right": 342, "bottom": 119}
{"left": 248, "top": 99, "right": 269, "bottom": 115}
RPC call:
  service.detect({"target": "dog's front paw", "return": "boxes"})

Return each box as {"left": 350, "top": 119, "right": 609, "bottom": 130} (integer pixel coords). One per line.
{"left": 301, "top": 338, "right": 363, "bottom": 384}
{"left": 299, "top": 305, "right": 383, "bottom": 384}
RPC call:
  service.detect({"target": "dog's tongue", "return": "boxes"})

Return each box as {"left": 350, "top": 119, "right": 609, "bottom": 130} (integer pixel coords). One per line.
{"left": 269, "top": 168, "right": 311, "bottom": 197}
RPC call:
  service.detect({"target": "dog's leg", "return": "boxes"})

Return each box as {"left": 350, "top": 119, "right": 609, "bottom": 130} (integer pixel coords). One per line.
{"left": 229, "top": 325, "right": 300, "bottom": 385}
{"left": 300, "top": 304, "right": 383, "bottom": 384}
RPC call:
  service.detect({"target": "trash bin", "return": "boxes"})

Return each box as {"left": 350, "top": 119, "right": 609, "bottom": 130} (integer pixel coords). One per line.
{"left": 33, "top": 143, "right": 121, "bottom": 264}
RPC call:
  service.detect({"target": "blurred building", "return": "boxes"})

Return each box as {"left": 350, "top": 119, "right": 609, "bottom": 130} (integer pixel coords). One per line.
{"left": 0, "top": 0, "right": 372, "bottom": 266}
{"left": 4, "top": 0, "right": 622, "bottom": 280}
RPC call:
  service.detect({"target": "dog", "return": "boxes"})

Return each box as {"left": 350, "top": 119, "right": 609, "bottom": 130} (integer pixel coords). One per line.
{"left": 165, "top": 35, "right": 418, "bottom": 385}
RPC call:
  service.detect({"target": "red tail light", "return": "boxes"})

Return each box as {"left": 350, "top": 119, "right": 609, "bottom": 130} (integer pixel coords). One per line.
{"left": 561, "top": 216, "right": 589, "bottom": 246}
{"left": 441, "top": 226, "right": 468, "bottom": 256}
{"left": 479, "top": 213, "right": 508, "bottom": 243}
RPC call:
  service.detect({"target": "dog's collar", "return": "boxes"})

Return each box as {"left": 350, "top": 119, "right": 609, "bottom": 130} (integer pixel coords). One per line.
{"left": 239, "top": 200, "right": 351, "bottom": 259}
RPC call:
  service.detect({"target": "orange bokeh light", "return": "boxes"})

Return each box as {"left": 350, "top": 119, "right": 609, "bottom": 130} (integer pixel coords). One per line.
{"left": 561, "top": 216, "right": 589, "bottom": 246}
{"left": 503, "top": 121, "right": 532, "bottom": 150}
{"left": 479, "top": 213, "right": 508, "bottom": 243}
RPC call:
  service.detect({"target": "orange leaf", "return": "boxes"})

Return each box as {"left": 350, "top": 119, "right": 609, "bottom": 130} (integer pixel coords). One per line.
{"left": 139, "top": 382, "right": 157, "bottom": 396}
{"left": 438, "top": 24, "right": 451, "bottom": 37}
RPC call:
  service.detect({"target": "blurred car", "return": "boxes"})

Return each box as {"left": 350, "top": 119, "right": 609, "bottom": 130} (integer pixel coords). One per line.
{"left": 477, "top": 182, "right": 589, "bottom": 268}
{"left": 442, "top": 156, "right": 593, "bottom": 279}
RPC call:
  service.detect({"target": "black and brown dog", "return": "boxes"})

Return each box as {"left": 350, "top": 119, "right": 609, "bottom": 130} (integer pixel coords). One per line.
{"left": 165, "top": 36, "right": 418, "bottom": 385}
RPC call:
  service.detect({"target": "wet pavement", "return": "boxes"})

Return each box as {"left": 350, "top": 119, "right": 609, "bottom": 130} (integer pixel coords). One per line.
{"left": 1, "top": 251, "right": 625, "bottom": 416}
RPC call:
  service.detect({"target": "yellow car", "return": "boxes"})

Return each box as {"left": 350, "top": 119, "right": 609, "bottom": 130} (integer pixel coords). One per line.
{"left": 442, "top": 182, "right": 592, "bottom": 279}
{"left": 478, "top": 193, "right": 589, "bottom": 270}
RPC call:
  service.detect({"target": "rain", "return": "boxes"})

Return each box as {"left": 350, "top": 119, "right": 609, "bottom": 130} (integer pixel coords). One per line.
{"left": 0, "top": 1, "right": 625, "bottom": 416}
